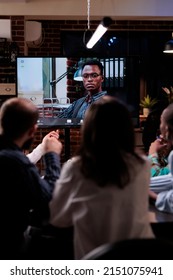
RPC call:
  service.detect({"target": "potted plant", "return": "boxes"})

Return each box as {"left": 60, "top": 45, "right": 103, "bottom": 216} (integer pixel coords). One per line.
{"left": 140, "top": 95, "right": 158, "bottom": 117}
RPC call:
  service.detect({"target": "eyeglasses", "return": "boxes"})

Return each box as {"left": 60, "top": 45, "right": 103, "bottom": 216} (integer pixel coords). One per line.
{"left": 82, "top": 73, "right": 102, "bottom": 79}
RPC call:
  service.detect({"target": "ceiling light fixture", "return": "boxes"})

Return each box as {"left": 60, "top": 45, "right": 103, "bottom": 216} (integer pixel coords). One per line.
{"left": 82, "top": 0, "right": 93, "bottom": 47}
{"left": 86, "top": 16, "right": 113, "bottom": 49}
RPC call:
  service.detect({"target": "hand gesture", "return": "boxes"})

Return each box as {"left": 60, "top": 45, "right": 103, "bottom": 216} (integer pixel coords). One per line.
{"left": 148, "top": 136, "right": 167, "bottom": 155}
{"left": 162, "top": 87, "right": 170, "bottom": 95}
{"left": 42, "top": 130, "right": 62, "bottom": 155}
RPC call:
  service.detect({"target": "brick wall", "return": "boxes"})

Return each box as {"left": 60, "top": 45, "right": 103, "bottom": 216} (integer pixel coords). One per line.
{"left": 25, "top": 19, "right": 173, "bottom": 57}
{"left": 1, "top": 17, "right": 173, "bottom": 168}
{"left": 0, "top": 16, "right": 25, "bottom": 83}
{"left": 1, "top": 17, "right": 173, "bottom": 85}
{"left": 33, "top": 127, "right": 81, "bottom": 173}
{"left": 1, "top": 17, "right": 173, "bottom": 79}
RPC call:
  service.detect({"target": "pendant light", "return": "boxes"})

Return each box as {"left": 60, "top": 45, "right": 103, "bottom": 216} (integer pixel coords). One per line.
{"left": 163, "top": 33, "right": 173, "bottom": 53}
{"left": 84, "top": 0, "right": 112, "bottom": 49}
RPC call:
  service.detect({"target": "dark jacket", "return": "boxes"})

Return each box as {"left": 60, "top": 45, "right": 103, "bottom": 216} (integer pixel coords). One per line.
{"left": 58, "top": 91, "right": 107, "bottom": 118}
{"left": 0, "top": 135, "right": 60, "bottom": 259}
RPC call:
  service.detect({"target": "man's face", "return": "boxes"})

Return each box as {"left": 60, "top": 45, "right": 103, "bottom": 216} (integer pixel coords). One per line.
{"left": 82, "top": 65, "right": 104, "bottom": 95}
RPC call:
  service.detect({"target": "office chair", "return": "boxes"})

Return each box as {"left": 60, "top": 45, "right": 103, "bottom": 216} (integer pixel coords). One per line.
{"left": 23, "top": 224, "right": 74, "bottom": 260}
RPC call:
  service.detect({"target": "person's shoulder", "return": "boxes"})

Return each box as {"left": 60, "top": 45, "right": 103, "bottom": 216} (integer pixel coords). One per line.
{"left": 168, "top": 150, "right": 173, "bottom": 162}
{"left": 127, "top": 153, "right": 150, "bottom": 171}
{"left": 69, "top": 96, "right": 86, "bottom": 108}
{"left": 75, "top": 96, "right": 86, "bottom": 103}
{"left": 140, "top": 153, "right": 149, "bottom": 161}
{"left": 97, "top": 90, "right": 107, "bottom": 97}
{"left": 64, "top": 156, "right": 79, "bottom": 166}
{"left": 61, "top": 156, "right": 80, "bottom": 173}
{"left": 138, "top": 153, "right": 151, "bottom": 165}
{"left": 126, "top": 152, "right": 148, "bottom": 162}
{"left": 0, "top": 149, "right": 31, "bottom": 166}
{"left": 57, "top": 156, "right": 79, "bottom": 181}
{"left": 168, "top": 150, "right": 173, "bottom": 175}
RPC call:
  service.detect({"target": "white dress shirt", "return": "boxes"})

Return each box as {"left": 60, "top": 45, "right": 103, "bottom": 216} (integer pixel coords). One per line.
{"left": 27, "top": 144, "right": 44, "bottom": 164}
{"left": 50, "top": 154, "right": 154, "bottom": 259}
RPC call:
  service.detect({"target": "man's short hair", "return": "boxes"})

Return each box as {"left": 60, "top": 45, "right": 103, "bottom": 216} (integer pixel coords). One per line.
{"left": 0, "top": 97, "right": 39, "bottom": 140}
{"left": 81, "top": 59, "right": 104, "bottom": 75}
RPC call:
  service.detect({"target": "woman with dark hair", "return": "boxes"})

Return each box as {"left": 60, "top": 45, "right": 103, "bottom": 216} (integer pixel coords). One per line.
{"left": 49, "top": 96, "right": 154, "bottom": 259}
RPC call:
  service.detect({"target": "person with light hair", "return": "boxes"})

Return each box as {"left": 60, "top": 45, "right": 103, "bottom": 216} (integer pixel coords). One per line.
{"left": 0, "top": 97, "right": 62, "bottom": 259}
{"left": 149, "top": 103, "right": 173, "bottom": 213}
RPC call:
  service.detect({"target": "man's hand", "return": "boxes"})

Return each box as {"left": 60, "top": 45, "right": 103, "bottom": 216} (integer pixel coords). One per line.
{"left": 148, "top": 136, "right": 168, "bottom": 155}
{"left": 42, "top": 130, "right": 62, "bottom": 155}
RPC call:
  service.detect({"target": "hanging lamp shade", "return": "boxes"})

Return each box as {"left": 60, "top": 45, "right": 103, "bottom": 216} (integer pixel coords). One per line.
{"left": 74, "top": 68, "right": 83, "bottom": 81}
{"left": 73, "top": 58, "right": 84, "bottom": 81}
{"left": 163, "top": 33, "right": 173, "bottom": 53}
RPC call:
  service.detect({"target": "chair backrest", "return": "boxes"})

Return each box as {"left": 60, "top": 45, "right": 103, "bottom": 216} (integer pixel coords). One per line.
{"left": 60, "top": 97, "right": 70, "bottom": 104}
{"left": 82, "top": 238, "right": 173, "bottom": 260}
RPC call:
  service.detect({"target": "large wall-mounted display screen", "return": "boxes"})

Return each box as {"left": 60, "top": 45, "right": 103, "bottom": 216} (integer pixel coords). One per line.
{"left": 16, "top": 56, "right": 140, "bottom": 127}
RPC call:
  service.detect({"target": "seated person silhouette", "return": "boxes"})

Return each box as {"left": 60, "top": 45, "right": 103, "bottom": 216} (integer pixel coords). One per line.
{"left": 50, "top": 96, "right": 154, "bottom": 259}
{"left": 149, "top": 103, "right": 173, "bottom": 213}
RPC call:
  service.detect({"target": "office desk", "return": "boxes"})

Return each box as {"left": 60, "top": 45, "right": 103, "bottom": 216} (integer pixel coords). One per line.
{"left": 38, "top": 117, "right": 82, "bottom": 161}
